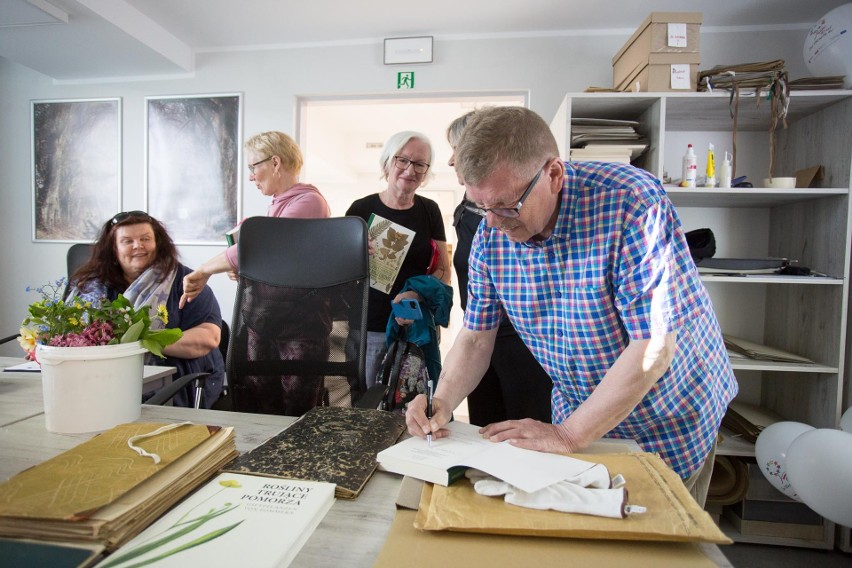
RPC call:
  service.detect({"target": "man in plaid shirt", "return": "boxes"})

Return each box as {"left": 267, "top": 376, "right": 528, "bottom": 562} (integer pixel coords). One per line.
{"left": 407, "top": 107, "right": 737, "bottom": 506}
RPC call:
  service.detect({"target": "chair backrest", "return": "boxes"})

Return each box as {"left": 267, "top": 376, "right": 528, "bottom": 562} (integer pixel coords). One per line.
{"left": 67, "top": 243, "right": 93, "bottom": 280}
{"left": 226, "top": 216, "right": 369, "bottom": 416}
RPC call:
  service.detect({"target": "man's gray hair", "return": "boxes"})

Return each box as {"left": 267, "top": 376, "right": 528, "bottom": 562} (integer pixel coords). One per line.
{"left": 455, "top": 107, "right": 559, "bottom": 185}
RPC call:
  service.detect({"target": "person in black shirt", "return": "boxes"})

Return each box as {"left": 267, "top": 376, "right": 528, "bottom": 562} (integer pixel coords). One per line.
{"left": 448, "top": 112, "right": 552, "bottom": 425}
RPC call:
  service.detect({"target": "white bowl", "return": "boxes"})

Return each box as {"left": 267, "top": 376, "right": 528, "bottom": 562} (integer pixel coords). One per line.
{"left": 763, "top": 177, "right": 796, "bottom": 189}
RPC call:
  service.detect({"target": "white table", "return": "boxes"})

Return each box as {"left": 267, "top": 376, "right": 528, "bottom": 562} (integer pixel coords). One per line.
{"left": 0, "top": 377, "right": 731, "bottom": 568}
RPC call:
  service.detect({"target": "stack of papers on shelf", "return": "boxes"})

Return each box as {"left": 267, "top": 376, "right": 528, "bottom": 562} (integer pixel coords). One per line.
{"left": 722, "top": 401, "right": 785, "bottom": 444}
{"left": 569, "top": 118, "right": 648, "bottom": 163}
{"left": 788, "top": 76, "right": 847, "bottom": 90}
{"left": 696, "top": 257, "right": 788, "bottom": 274}
{"left": 723, "top": 335, "right": 814, "bottom": 364}
{"left": 0, "top": 423, "right": 237, "bottom": 552}
{"left": 101, "top": 472, "right": 334, "bottom": 568}
{"left": 223, "top": 406, "right": 406, "bottom": 499}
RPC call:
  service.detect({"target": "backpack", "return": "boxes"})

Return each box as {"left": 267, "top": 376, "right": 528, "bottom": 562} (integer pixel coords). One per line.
{"left": 375, "top": 339, "right": 429, "bottom": 414}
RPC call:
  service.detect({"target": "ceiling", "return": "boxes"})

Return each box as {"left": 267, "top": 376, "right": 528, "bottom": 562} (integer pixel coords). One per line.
{"left": 0, "top": 0, "right": 847, "bottom": 81}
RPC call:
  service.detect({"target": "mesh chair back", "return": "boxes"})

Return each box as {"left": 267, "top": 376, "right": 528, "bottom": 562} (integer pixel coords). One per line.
{"left": 227, "top": 216, "right": 369, "bottom": 416}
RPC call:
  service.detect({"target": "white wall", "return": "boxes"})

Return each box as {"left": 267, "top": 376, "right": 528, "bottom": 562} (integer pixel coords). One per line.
{"left": 0, "top": 29, "right": 812, "bottom": 355}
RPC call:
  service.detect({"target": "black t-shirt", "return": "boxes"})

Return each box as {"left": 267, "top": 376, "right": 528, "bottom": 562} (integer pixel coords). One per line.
{"left": 347, "top": 193, "right": 446, "bottom": 332}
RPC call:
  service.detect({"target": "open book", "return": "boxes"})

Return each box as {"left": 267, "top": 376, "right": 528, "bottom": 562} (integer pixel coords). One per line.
{"left": 367, "top": 213, "right": 414, "bottom": 294}
{"left": 377, "top": 421, "right": 600, "bottom": 494}
{"left": 99, "top": 473, "right": 334, "bottom": 568}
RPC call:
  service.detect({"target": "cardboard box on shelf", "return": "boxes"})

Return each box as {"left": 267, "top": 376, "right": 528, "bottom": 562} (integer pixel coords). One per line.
{"left": 613, "top": 12, "right": 702, "bottom": 92}
{"left": 615, "top": 54, "right": 700, "bottom": 92}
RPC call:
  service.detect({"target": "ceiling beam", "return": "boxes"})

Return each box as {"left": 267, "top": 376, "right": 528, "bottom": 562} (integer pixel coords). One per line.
{"left": 76, "top": 0, "right": 193, "bottom": 72}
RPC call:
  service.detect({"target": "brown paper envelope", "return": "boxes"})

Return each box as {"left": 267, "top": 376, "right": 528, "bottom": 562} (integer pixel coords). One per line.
{"left": 379, "top": 509, "right": 718, "bottom": 568}
{"left": 415, "top": 452, "right": 730, "bottom": 544}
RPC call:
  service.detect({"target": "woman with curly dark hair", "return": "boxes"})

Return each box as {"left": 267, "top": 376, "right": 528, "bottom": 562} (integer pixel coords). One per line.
{"left": 69, "top": 211, "right": 225, "bottom": 407}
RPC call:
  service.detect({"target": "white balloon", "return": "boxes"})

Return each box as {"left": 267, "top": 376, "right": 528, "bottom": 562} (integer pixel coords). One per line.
{"left": 804, "top": 3, "right": 852, "bottom": 88}
{"left": 754, "top": 421, "right": 814, "bottom": 500}
{"left": 841, "top": 406, "right": 852, "bottom": 433}
{"left": 786, "top": 428, "right": 852, "bottom": 527}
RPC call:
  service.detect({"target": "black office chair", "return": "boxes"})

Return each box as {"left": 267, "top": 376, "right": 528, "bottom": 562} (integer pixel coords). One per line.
{"left": 3, "top": 244, "right": 96, "bottom": 350}
{"left": 226, "top": 216, "right": 373, "bottom": 416}
{"left": 63, "top": 243, "right": 94, "bottom": 297}
{"left": 146, "top": 320, "right": 230, "bottom": 409}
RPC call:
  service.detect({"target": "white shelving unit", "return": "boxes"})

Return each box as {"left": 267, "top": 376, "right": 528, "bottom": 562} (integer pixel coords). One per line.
{"left": 552, "top": 90, "right": 852, "bottom": 549}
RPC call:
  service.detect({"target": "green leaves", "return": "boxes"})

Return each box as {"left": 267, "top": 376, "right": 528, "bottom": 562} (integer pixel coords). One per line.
{"left": 21, "top": 279, "right": 182, "bottom": 355}
{"left": 97, "top": 503, "right": 242, "bottom": 568}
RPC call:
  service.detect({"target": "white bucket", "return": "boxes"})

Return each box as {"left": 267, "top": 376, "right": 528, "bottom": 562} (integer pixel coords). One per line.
{"left": 36, "top": 341, "right": 148, "bottom": 433}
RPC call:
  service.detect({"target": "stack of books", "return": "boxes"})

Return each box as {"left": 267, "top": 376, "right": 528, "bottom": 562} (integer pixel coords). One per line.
{"left": 0, "top": 422, "right": 237, "bottom": 553}
{"left": 569, "top": 118, "right": 648, "bottom": 164}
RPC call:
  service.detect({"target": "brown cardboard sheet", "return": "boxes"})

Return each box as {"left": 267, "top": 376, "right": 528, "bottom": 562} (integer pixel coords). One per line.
{"left": 375, "top": 509, "right": 718, "bottom": 568}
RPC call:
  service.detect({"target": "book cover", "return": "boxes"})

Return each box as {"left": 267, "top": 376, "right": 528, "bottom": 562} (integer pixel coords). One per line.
{"left": 0, "top": 537, "right": 103, "bottom": 568}
{"left": 367, "top": 213, "right": 415, "bottom": 294}
{"left": 0, "top": 423, "right": 214, "bottom": 521}
{"left": 224, "top": 226, "right": 240, "bottom": 247}
{"left": 223, "top": 406, "right": 406, "bottom": 499}
{"left": 96, "top": 473, "right": 334, "bottom": 568}
{"left": 377, "top": 421, "right": 599, "bottom": 493}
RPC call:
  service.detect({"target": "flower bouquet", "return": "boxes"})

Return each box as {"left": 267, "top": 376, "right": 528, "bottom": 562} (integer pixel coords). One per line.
{"left": 18, "top": 278, "right": 182, "bottom": 359}
{"left": 19, "top": 279, "right": 184, "bottom": 433}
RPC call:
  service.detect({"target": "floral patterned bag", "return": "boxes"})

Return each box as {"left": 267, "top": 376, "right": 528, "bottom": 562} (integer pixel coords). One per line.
{"left": 375, "top": 339, "right": 428, "bottom": 414}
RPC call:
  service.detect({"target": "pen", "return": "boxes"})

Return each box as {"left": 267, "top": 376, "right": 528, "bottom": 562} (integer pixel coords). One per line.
{"left": 426, "top": 379, "right": 433, "bottom": 447}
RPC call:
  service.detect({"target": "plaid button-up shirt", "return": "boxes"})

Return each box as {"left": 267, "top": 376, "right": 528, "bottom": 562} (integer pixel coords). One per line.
{"left": 465, "top": 161, "right": 737, "bottom": 478}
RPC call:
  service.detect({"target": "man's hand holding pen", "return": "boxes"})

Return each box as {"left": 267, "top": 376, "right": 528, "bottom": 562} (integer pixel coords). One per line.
{"left": 405, "top": 390, "right": 451, "bottom": 442}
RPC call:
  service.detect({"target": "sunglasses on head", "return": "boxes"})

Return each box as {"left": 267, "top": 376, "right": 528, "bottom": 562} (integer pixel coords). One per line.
{"left": 111, "top": 210, "right": 151, "bottom": 225}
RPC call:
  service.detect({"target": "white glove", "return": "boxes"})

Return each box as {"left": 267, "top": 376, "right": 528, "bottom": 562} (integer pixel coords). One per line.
{"left": 467, "top": 468, "right": 645, "bottom": 519}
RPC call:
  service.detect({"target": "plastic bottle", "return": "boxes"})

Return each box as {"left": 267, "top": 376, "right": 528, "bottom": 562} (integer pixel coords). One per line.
{"left": 681, "top": 144, "right": 697, "bottom": 188}
{"left": 719, "top": 151, "right": 732, "bottom": 188}
{"left": 705, "top": 143, "right": 716, "bottom": 188}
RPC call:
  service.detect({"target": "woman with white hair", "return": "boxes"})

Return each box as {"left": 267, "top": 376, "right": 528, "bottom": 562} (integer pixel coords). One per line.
{"left": 346, "top": 131, "right": 451, "bottom": 387}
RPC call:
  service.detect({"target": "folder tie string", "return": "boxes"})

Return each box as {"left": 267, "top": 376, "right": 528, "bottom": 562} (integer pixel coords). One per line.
{"left": 127, "top": 421, "right": 194, "bottom": 464}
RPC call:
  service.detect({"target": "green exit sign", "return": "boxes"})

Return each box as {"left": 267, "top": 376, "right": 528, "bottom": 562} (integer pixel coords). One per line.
{"left": 397, "top": 72, "right": 414, "bottom": 89}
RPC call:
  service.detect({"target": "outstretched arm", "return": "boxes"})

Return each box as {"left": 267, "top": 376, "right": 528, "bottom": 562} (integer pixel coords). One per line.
{"left": 179, "top": 251, "right": 233, "bottom": 308}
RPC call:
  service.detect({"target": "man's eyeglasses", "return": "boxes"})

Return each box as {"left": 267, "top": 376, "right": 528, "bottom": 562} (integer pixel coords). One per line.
{"left": 393, "top": 155, "right": 430, "bottom": 174}
{"left": 111, "top": 210, "right": 150, "bottom": 225}
{"left": 248, "top": 156, "right": 273, "bottom": 173}
{"left": 464, "top": 161, "right": 549, "bottom": 218}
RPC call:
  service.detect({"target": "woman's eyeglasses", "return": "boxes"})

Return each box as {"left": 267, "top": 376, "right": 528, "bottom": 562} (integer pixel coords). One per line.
{"left": 248, "top": 156, "right": 273, "bottom": 173}
{"left": 393, "top": 155, "right": 430, "bottom": 174}
{"left": 111, "top": 210, "right": 150, "bottom": 225}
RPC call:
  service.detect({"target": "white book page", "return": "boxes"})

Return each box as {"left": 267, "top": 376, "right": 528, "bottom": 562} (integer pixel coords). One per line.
{"left": 384, "top": 421, "right": 598, "bottom": 493}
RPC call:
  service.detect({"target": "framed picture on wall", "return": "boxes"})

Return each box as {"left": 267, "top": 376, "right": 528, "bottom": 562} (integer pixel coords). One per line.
{"left": 31, "top": 98, "right": 122, "bottom": 242}
{"left": 145, "top": 93, "right": 242, "bottom": 245}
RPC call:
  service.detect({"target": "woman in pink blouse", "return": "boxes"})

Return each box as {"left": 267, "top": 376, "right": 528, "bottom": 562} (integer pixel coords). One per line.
{"left": 180, "top": 131, "right": 330, "bottom": 307}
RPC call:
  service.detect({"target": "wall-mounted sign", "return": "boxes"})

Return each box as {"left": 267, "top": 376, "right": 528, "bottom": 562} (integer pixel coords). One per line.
{"left": 397, "top": 72, "right": 415, "bottom": 90}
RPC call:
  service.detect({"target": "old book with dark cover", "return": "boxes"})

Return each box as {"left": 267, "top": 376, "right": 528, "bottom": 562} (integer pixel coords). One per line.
{"left": 222, "top": 406, "right": 406, "bottom": 499}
